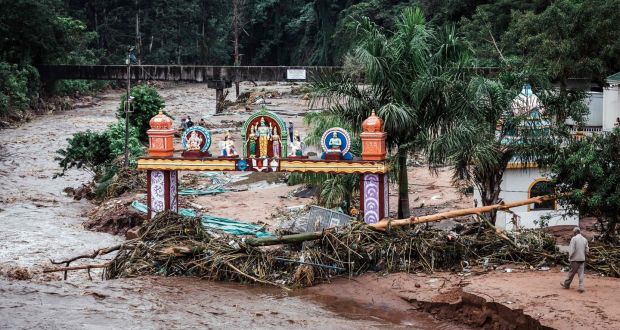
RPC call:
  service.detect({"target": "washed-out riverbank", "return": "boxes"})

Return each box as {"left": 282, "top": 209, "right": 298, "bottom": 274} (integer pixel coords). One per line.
{"left": 0, "top": 83, "right": 465, "bottom": 329}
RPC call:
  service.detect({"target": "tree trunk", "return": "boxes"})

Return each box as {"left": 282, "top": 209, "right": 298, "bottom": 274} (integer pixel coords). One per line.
{"left": 478, "top": 172, "right": 503, "bottom": 225}
{"left": 397, "top": 149, "right": 410, "bottom": 218}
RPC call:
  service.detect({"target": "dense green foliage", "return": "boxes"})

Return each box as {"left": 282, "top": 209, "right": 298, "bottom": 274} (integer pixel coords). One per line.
{"left": 117, "top": 85, "right": 165, "bottom": 141}
{"left": 551, "top": 129, "right": 620, "bottom": 240}
{"left": 55, "top": 130, "right": 114, "bottom": 176}
{"left": 0, "top": 63, "right": 39, "bottom": 117}
{"left": 55, "top": 120, "right": 144, "bottom": 177}
{"left": 1, "top": 0, "right": 620, "bottom": 119}
{"left": 311, "top": 8, "right": 473, "bottom": 217}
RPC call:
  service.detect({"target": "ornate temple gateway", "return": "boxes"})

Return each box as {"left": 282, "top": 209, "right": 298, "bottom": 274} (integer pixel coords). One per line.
{"left": 138, "top": 107, "right": 389, "bottom": 224}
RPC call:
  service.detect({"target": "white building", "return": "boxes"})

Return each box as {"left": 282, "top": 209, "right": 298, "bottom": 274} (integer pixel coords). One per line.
{"left": 476, "top": 73, "right": 620, "bottom": 230}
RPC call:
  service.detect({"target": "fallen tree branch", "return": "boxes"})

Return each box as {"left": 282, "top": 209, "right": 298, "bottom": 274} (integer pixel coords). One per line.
{"left": 223, "top": 261, "right": 291, "bottom": 291}
{"left": 245, "top": 195, "right": 556, "bottom": 246}
{"left": 369, "top": 195, "right": 555, "bottom": 231}
{"left": 50, "top": 239, "right": 138, "bottom": 265}
{"left": 43, "top": 263, "right": 109, "bottom": 273}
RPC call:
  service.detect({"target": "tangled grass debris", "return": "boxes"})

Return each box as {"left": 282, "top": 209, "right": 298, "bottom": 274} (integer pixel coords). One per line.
{"left": 103, "top": 211, "right": 620, "bottom": 288}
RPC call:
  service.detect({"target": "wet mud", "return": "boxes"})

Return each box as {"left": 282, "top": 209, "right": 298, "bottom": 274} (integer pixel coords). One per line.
{"left": 0, "top": 83, "right": 464, "bottom": 329}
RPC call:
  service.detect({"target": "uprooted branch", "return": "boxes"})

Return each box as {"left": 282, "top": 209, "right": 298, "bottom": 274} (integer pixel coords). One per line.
{"left": 43, "top": 263, "right": 109, "bottom": 273}
{"left": 50, "top": 239, "right": 137, "bottom": 265}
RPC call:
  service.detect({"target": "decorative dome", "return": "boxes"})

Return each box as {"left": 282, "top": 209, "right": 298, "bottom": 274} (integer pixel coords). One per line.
{"left": 362, "top": 110, "right": 384, "bottom": 133}
{"left": 512, "top": 84, "right": 544, "bottom": 116}
{"left": 149, "top": 110, "right": 173, "bottom": 130}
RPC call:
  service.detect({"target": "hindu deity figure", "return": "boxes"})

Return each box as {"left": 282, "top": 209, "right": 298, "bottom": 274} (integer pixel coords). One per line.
{"left": 247, "top": 129, "right": 257, "bottom": 157}
{"left": 225, "top": 134, "right": 238, "bottom": 156}
{"left": 328, "top": 131, "right": 342, "bottom": 152}
{"left": 219, "top": 133, "right": 238, "bottom": 156}
{"left": 289, "top": 132, "right": 303, "bottom": 157}
{"left": 187, "top": 131, "right": 203, "bottom": 151}
{"left": 256, "top": 117, "right": 271, "bottom": 158}
{"left": 271, "top": 126, "right": 281, "bottom": 158}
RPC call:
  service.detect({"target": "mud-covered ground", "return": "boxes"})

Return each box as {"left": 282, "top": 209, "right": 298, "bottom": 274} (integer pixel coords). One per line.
{"left": 3, "top": 82, "right": 619, "bottom": 329}
{"left": 0, "top": 83, "right": 464, "bottom": 329}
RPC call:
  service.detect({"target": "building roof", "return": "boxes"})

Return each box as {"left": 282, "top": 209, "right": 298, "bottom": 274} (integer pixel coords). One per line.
{"left": 608, "top": 72, "right": 620, "bottom": 83}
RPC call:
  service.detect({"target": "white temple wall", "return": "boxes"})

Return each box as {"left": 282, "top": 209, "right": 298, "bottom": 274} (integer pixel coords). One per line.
{"left": 473, "top": 167, "right": 578, "bottom": 230}
{"left": 603, "top": 86, "right": 620, "bottom": 131}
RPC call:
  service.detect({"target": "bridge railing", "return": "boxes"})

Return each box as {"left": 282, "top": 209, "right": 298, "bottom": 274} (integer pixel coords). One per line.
{"left": 37, "top": 65, "right": 344, "bottom": 83}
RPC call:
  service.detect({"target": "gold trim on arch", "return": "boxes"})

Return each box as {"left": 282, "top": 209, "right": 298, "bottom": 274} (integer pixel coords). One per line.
{"left": 506, "top": 162, "right": 538, "bottom": 169}
{"left": 527, "top": 178, "right": 556, "bottom": 211}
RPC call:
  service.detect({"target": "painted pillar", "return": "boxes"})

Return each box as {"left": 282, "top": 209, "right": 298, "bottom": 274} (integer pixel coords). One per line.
{"left": 147, "top": 170, "right": 178, "bottom": 219}
{"left": 360, "top": 110, "right": 389, "bottom": 223}
{"left": 359, "top": 174, "right": 389, "bottom": 223}
{"left": 145, "top": 110, "right": 178, "bottom": 218}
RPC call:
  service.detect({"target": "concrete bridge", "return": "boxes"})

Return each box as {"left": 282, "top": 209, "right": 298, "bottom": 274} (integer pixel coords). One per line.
{"left": 37, "top": 65, "right": 341, "bottom": 86}
{"left": 37, "top": 65, "right": 343, "bottom": 112}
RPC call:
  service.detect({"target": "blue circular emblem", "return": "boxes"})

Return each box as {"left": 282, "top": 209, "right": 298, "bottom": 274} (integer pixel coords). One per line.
{"left": 237, "top": 159, "right": 249, "bottom": 171}
{"left": 321, "top": 127, "right": 351, "bottom": 154}
{"left": 181, "top": 126, "right": 211, "bottom": 152}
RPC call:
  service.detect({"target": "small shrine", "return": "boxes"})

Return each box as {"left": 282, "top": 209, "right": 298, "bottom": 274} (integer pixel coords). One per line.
{"left": 138, "top": 108, "right": 390, "bottom": 224}
{"left": 240, "top": 107, "right": 288, "bottom": 159}
{"left": 320, "top": 127, "right": 353, "bottom": 160}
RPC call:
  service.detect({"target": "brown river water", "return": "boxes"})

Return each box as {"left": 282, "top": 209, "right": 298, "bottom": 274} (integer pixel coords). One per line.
{"left": 0, "top": 85, "right": 464, "bottom": 329}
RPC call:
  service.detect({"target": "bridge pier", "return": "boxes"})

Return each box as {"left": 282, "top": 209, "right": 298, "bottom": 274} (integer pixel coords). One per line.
{"left": 206, "top": 80, "right": 231, "bottom": 114}
{"left": 215, "top": 88, "right": 224, "bottom": 114}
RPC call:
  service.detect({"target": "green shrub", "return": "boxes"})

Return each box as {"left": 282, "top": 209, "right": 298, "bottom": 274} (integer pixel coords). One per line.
{"left": 107, "top": 119, "right": 145, "bottom": 162}
{"left": 0, "top": 62, "right": 39, "bottom": 116}
{"left": 55, "top": 119, "right": 145, "bottom": 177}
{"left": 55, "top": 130, "right": 113, "bottom": 177}
{"left": 117, "top": 85, "right": 165, "bottom": 141}
{"left": 552, "top": 128, "right": 620, "bottom": 241}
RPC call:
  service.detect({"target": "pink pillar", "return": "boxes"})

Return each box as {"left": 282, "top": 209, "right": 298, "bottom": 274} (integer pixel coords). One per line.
{"left": 360, "top": 174, "right": 389, "bottom": 223}
{"left": 146, "top": 170, "right": 178, "bottom": 219}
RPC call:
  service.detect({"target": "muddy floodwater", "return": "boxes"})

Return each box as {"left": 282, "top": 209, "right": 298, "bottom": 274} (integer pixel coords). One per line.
{"left": 0, "top": 85, "right": 464, "bottom": 329}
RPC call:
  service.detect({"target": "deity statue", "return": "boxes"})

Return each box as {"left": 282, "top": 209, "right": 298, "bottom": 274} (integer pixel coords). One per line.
{"left": 186, "top": 131, "right": 203, "bottom": 151}
{"left": 247, "top": 130, "right": 257, "bottom": 157}
{"left": 219, "top": 133, "right": 238, "bottom": 157}
{"left": 271, "top": 126, "right": 281, "bottom": 158}
{"left": 256, "top": 117, "right": 271, "bottom": 158}
{"left": 289, "top": 132, "right": 303, "bottom": 157}
{"left": 328, "top": 131, "right": 342, "bottom": 152}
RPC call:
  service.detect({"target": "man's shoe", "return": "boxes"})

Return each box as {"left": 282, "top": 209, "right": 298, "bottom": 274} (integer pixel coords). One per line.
{"left": 561, "top": 282, "right": 569, "bottom": 289}
{"left": 578, "top": 288, "right": 585, "bottom": 293}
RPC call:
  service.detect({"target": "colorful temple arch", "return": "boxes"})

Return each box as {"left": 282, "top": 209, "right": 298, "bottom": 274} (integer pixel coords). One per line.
{"left": 139, "top": 108, "right": 389, "bottom": 224}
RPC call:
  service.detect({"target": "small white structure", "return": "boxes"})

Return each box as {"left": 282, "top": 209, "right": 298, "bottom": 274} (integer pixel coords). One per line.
{"left": 476, "top": 75, "right": 620, "bottom": 230}
{"left": 475, "top": 85, "right": 581, "bottom": 230}
{"left": 492, "top": 164, "right": 578, "bottom": 231}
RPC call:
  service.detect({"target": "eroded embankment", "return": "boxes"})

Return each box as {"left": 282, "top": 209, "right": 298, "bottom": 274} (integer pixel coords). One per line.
{"left": 406, "top": 289, "right": 550, "bottom": 330}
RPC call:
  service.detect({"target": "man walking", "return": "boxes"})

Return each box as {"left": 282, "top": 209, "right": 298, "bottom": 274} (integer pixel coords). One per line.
{"left": 561, "top": 227, "right": 589, "bottom": 293}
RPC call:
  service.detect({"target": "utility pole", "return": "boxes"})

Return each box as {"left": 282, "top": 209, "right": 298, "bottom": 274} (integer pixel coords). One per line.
{"left": 232, "top": 0, "right": 242, "bottom": 98}
{"left": 135, "top": 0, "right": 141, "bottom": 64}
{"left": 124, "top": 47, "right": 133, "bottom": 168}
{"left": 136, "top": 12, "right": 141, "bottom": 64}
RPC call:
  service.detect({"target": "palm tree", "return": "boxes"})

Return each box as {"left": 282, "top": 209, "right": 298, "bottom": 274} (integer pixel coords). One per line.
{"left": 310, "top": 7, "right": 473, "bottom": 218}
{"left": 433, "top": 66, "right": 588, "bottom": 223}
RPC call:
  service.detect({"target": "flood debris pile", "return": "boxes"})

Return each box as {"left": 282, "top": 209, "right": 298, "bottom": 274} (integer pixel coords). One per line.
{"left": 103, "top": 211, "right": 580, "bottom": 288}
{"left": 106, "top": 212, "right": 289, "bottom": 286}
